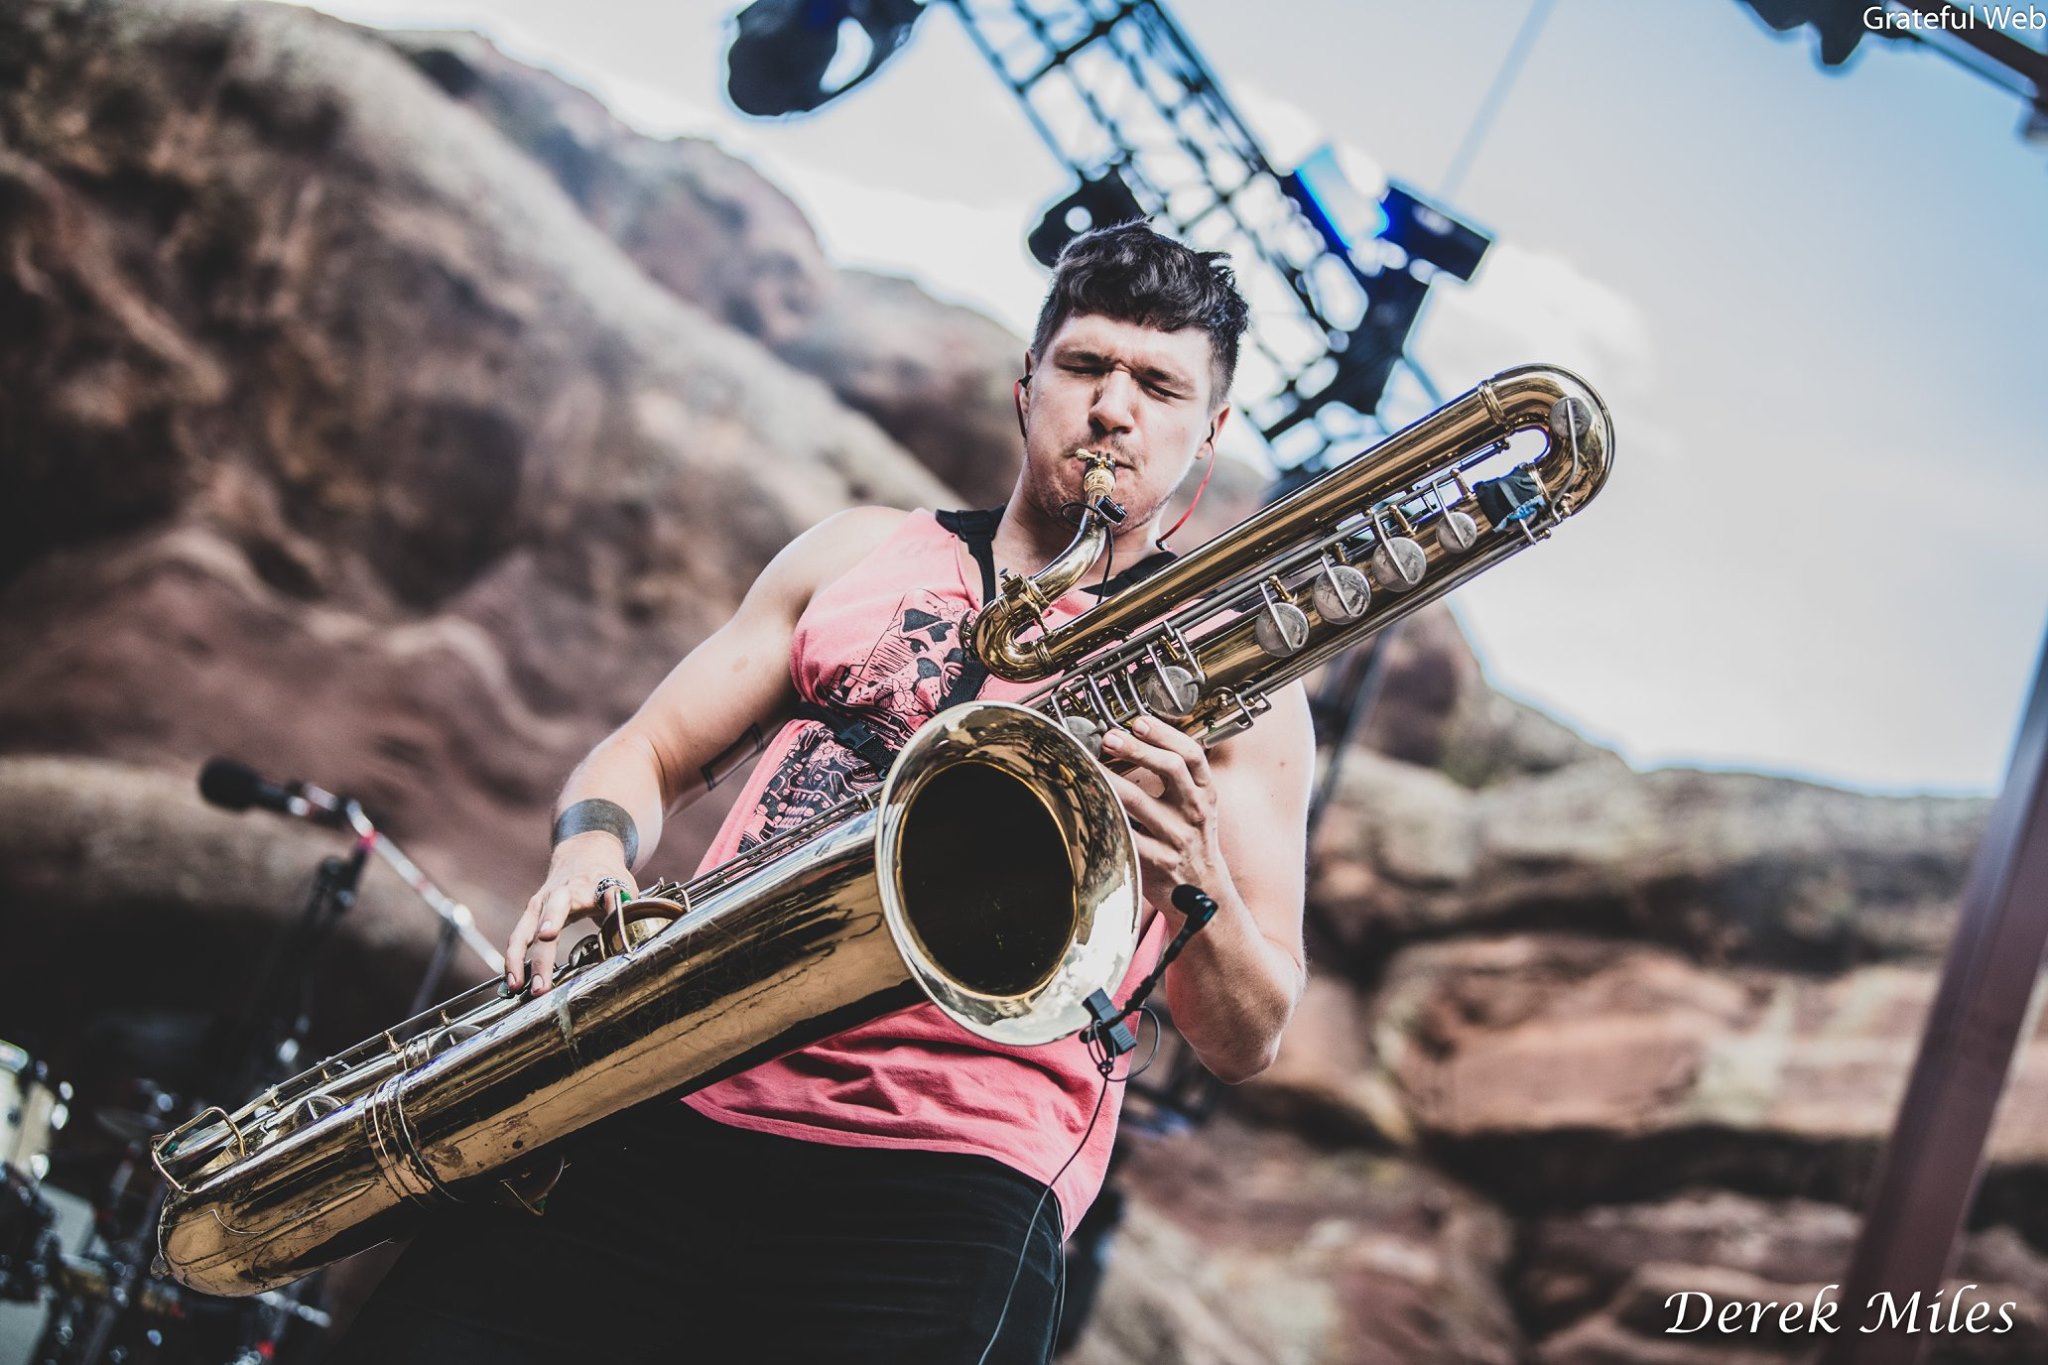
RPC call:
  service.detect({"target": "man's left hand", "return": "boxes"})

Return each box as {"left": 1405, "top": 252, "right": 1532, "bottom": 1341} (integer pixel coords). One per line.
{"left": 1099, "top": 714, "right": 1230, "bottom": 922}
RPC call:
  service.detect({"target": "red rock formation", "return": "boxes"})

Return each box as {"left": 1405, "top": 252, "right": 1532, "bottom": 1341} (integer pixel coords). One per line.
{"left": 1309, "top": 751, "right": 1985, "bottom": 967}
{"left": 1072, "top": 1114, "right": 1521, "bottom": 1365}
{"left": 1519, "top": 1194, "right": 2048, "bottom": 1361}
{"left": 376, "top": 25, "right": 1032, "bottom": 507}
{"left": 0, "top": 0, "right": 951, "bottom": 933}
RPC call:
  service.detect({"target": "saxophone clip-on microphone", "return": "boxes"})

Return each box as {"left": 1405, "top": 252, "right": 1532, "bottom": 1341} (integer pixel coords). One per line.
{"left": 1080, "top": 884, "right": 1218, "bottom": 1065}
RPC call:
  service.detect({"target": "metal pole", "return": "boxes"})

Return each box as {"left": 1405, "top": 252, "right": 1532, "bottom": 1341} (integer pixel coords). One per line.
{"left": 1823, "top": 631, "right": 2048, "bottom": 1362}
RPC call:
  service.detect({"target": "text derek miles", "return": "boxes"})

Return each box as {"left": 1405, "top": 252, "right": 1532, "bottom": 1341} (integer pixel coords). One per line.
{"left": 1665, "top": 1285, "right": 2019, "bottom": 1336}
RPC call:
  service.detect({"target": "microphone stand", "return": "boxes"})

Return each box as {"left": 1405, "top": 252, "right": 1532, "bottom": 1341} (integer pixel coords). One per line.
{"left": 194, "top": 758, "right": 506, "bottom": 1008}
{"left": 41, "top": 770, "right": 510, "bottom": 1365}
{"left": 218, "top": 834, "right": 370, "bottom": 1099}
{"left": 330, "top": 801, "right": 506, "bottom": 1013}
{"left": 43, "top": 835, "right": 372, "bottom": 1365}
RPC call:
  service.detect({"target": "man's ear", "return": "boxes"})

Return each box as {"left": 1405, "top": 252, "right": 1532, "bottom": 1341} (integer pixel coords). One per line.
{"left": 1015, "top": 351, "right": 1035, "bottom": 439}
{"left": 1205, "top": 403, "right": 1232, "bottom": 450}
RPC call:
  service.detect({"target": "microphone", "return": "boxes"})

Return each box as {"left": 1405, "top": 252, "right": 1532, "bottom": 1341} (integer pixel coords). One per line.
{"left": 1170, "top": 884, "right": 1218, "bottom": 930}
{"left": 1082, "top": 884, "right": 1223, "bottom": 1061}
{"left": 198, "top": 758, "right": 355, "bottom": 829}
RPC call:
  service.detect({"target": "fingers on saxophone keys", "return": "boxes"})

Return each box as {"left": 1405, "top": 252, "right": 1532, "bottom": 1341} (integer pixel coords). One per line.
{"left": 506, "top": 899, "right": 545, "bottom": 989}
{"left": 1106, "top": 769, "right": 1176, "bottom": 838}
{"left": 540, "top": 884, "right": 602, "bottom": 943}
{"left": 1110, "top": 717, "right": 1205, "bottom": 799}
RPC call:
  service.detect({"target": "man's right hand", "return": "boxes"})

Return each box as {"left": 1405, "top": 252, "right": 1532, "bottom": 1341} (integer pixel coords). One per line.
{"left": 499, "top": 507, "right": 907, "bottom": 997}
{"left": 505, "top": 833, "right": 638, "bottom": 996}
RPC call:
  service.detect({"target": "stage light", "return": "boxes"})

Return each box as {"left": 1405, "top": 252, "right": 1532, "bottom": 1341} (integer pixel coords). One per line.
{"left": 1734, "top": 0, "right": 1872, "bottom": 68}
{"left": 1379, "top": 183, "right": 1490, "bottom": 283}
{"left": 1027, "top": 169, "right": 1148, "bottom": 267}
{"left": 1267, "top": 148, "right": 1484, "bottom": 446}
{"left": 725, "top": 0, "right": 927, "bottom": 117}
{"left": 1284, "top": 144, "right": 1492, "bottom": 284}
{"left": 1284, "top": 144, "right": 1387, "bottom": 252}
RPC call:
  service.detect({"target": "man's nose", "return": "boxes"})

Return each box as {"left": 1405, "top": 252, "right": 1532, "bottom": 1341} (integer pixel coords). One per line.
{"left": 1089, "top": 368, "right": 1139, "bottom": 436}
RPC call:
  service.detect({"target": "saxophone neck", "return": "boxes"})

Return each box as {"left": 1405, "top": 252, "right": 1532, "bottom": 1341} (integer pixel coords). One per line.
{"left": 971, "top": 451, "right": 1124, "bottom": 682}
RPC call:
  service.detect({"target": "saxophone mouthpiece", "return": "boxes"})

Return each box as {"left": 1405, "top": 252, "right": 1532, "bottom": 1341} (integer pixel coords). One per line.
{"left": 1076, "top": 451, "right": 1125, "bottom": 524}
{"left": 1079, "top": 450, "right": 1118, "bottom": 503}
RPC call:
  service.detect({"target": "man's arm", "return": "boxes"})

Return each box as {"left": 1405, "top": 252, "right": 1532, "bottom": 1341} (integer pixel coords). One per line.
{"left": 1099, "top": 685, "right": 1312, "bottom": 1083}
{"left": 506, "top": 506, "right": 908, "bottom": 993}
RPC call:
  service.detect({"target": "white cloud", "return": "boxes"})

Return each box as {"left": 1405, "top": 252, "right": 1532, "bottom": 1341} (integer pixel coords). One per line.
{"left": 748, "top": 158, "right": 1045, "bottom": 333}
{"left": 1418, "top": 241, "right": 1658, "bottom": 411}
{"left": 1232, "top": 79, "right": 1377, "bottom": 182}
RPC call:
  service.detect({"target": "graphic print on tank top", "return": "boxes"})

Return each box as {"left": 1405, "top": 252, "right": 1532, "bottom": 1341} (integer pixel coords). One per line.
{"left": 737, "top": 587, "right": 973, "bottom": 854}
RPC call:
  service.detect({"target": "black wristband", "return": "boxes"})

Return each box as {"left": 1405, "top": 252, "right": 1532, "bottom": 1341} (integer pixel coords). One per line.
{"left": 552, "top": 798, "right": 640, "bottom": 867}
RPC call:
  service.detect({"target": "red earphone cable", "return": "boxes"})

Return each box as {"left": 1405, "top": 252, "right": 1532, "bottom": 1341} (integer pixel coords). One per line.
{"left": 1156, "top": 444, "right": 1215, "bottom": 549}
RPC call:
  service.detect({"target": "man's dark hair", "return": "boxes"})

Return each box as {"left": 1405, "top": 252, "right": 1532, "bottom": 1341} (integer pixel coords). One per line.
{"left": 1028, "top": 221, "right": 1250, "bottom": 404}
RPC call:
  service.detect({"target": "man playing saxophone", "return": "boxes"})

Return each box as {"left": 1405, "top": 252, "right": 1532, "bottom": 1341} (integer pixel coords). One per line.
{"left": 332, "top": 221, "right": 1313, "bottom": 1364}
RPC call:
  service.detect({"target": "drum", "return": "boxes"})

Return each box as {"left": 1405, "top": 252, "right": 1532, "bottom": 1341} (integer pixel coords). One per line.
{"left": 1, "top": 1162, "right": 54, "bottom": 1301}
{"left": 3, "top": 1041, "right": 66, "bottom": 1304}
{"left": 1, "top": 1040, "right": 70, "bottom": 1183}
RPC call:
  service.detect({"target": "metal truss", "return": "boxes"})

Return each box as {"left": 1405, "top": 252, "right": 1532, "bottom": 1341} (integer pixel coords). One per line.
{"left": 941, "top": 0, "right": 1448, "bottom": 472}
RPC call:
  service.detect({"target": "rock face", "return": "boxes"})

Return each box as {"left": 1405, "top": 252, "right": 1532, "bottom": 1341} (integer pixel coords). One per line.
{"left": 1308, "top": 752, "right": 1984, "bottom": 968}
{"left": 1518, "top": 1194, "right": 2048, "bottom": 1363}
{"left": 375, "top": 25, "right": 1031, "bottom": 508}
{"left": 0, "top": 755, "right": 482, "bottom": 1050}
{"left": 1072, "top": 1115, "right": 1521, "bottom": 1365}
{"left": 0, "top": 0, "right": 952, "bottom": 970}
{"left": 0, "top": 4, "right": 2020, "bottom": 1364}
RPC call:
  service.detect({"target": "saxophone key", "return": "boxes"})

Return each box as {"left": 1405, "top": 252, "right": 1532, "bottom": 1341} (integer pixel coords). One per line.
{"left": 1437, "top": 509, "right": 1479, "bottom": 555}
{"left": 1371, "top": 537, "right": 1428, "bottom": 592}
{"left": 1138, "top": 663, "right": 1202, "bottom": 718}
{"left": 1061, "top": 714, "right": 1107, "bottom": 758}
{"left": 1312, "top": 563, "right": 1372, "bottom": 624}
{"left": 1253, "top": 599, "right": 1311, "bottom": 657}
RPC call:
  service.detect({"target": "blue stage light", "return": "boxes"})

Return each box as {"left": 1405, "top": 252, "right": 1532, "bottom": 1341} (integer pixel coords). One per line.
{"left": 1285, "top": 144, "right": 1386, "bottom": 253}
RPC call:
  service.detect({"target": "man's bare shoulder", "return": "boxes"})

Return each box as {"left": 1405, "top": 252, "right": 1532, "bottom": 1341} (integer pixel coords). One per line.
{"left": 805, "top": 505, "right": 915, "bottom": 560}
{"left": 1211, "top": 679, "right": 1314, "bottom": 780}
{"left": 790, "top": 505, "right": 913, "bottom": 580}
{"left": 756, "top": 506, "right": 915, "bottom": 612}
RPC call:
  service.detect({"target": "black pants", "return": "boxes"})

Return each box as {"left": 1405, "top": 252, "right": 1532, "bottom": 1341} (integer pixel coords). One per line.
{"left": 327, "top": 1099, "right": 1063, "bottom": 1364}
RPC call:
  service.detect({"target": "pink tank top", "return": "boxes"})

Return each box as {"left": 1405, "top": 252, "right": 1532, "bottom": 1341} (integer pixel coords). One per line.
{"left": 682, "top": 509, "right": 1167, "bottom": 1234}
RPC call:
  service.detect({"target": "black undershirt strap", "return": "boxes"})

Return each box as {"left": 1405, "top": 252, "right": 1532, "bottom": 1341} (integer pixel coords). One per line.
{"left": 796, "top": 507, "right": 1002, "bottom": 781}
{"left": 790, "top": 700, "right": 897, "bottom": 778}
{"left": 1079, "top": 548, "right": 1177, "bottom": 598}
{"left": 934, "top": 505, "right": 1003, "bottom": 604}
{"left": 932, "top": 505, "right": 1003, "bottom": 712}
{"left": 797, "top": 507, "right": 1174, "bottom": 780}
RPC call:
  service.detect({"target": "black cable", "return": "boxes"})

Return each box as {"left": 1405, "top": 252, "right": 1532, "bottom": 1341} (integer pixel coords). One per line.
{"left": 1083, "top": 886, "right": 1219, "bottom": 1053}
{"left": 976, "top": 889, "right": 1218, "bottom": 1361}
{"left": 1061, "top": 495, "right": 1118, "bottom": 593}
{"left": 1123, "top": 1005, "right": 1163, "bottom": 1081}
{"left": 974, "top": 1068, "right": 1111, "bottom": 1365}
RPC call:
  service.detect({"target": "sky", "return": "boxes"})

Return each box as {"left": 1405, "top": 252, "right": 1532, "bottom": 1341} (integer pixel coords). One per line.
{"left": 275, "top": 0, "right": 2048, "bottom": 797}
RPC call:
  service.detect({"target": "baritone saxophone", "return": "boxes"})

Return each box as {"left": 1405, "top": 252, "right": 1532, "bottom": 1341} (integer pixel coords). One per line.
{"left": 151, "top": 363, "right": 1614, "bottom": 1296}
